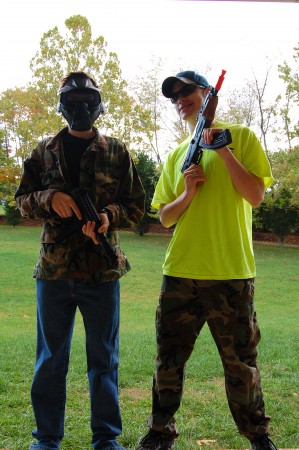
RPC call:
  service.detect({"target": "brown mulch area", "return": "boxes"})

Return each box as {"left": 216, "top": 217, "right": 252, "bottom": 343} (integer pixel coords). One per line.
{"left": 0, "top": 217, "right": 298, "bottom": 246}
{"left": 252, "top": 231, "right": 299, "bottom": 246}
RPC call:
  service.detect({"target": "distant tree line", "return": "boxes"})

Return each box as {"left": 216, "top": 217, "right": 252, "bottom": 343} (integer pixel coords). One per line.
{"left": 0, "top": 16, "right": 298, "bottom": 242}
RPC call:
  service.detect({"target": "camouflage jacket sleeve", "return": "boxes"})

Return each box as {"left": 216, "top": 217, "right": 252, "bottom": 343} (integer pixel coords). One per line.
{"left": 103, "top": 147, "right": 145, "bottom": 229}
{"left": 14, "top": 140, "right": 59, "bottom": 219}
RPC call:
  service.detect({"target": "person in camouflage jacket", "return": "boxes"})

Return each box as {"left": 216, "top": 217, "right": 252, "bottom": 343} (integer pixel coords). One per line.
{"left": 15, "top": 71, "right": 145, "bottom": 450}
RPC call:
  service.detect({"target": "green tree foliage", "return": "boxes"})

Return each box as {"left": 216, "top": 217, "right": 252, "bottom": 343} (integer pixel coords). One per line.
{"left": 263, "top": 189, "right": 298, "bottom": 245}
{"left": 268, "top": 147, "right": 299, "bottom": 208}
{"left": 0, "top": 130, "right": 21, "bottom": 202}
{"left": 129, "top": 58, "right": 193, "bottom": 160}
{"left": 253, "top": 147, "right": 299, "bottom": 243}
{"left": 0, "top": 87, "right": 44, "bottom": 164}
{"left": 219, "top": 83, "right": 257, "bottom": 127}
{"left": 3, "top": 200, "right": 21, "bottom": 227}
{"left": 277, "top": 42, "right": 299, "bottom": 149}
{"left": 133, "top": 152, "right": 160, "bottom": 235}
{"left": 251, "top": 68, "right": 279, "bottom": 155}
{"left": 129, "top": 58, "right": 165, "bottom": 163}
{"left": 29, "top": 15, "right": 134, "bottom": 143}
{"left": 219, "top": 68, "right": 278, "bottom": 155}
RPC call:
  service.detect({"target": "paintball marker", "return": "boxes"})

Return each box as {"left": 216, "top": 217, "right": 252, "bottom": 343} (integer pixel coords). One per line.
{"left": 55, "top": 187, "right": 118, "bottom": 269}
{"left": 180, "top": 70, "right": 232, "bottom": 173}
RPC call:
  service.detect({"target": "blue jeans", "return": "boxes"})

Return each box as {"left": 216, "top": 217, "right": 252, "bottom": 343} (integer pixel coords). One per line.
{"left": 30, "top": 278, "right": 123, "bottom": 449}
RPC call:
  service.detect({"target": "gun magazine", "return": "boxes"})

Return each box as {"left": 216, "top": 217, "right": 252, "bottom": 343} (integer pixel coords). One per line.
{"left": 199, "top": 129, "right": 232, "bottom": 150}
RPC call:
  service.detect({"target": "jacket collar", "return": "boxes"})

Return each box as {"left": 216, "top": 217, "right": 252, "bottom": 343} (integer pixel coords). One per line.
{"left": 46, "top": 127, "right": 109, "bottom": 156}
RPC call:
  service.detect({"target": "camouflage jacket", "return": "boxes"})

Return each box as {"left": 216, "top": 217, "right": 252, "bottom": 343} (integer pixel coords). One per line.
{"left": 15, "top": 127, "right": 145, "bottom": 283}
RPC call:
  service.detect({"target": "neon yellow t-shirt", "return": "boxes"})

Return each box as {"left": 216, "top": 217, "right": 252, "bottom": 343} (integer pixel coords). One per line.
{"left": 152, "top": 121, "right": 274, "bottom": 280}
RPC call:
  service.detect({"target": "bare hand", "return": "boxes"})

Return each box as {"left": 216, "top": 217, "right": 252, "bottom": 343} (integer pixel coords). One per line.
{"left": 183, "top": 163, "right": 206, "bottom": 197}
{"left": 51, "top": 192, "right": 82, "bottom": 220}
{"left": 201, "top": 127, "right": 226, "bottom": 148}
{"left": 82, "top": 212, "right": 109, "bottom": 245}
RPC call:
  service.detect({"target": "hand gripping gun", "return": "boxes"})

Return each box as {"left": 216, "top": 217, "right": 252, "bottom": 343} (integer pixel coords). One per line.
{"left": 55, "top": 187, "right": 118, "bottom": 269}
{"left": 71, "top": 187, "right": 118, "bottom": 268}
{"left": 180, "top": 70, "right": 232, "bottom": 173}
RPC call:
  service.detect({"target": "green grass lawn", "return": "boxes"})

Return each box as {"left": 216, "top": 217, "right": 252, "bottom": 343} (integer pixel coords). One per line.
{"left": 0, "top": 225, "right": 298, "bottom": 450}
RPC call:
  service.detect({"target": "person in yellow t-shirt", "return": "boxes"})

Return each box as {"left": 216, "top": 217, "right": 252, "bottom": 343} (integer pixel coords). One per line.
{"left": 136, "top": 71, "right": 278, "bottom": 450}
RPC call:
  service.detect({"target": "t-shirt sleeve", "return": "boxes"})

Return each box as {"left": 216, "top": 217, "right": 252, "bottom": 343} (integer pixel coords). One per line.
{"left": 151, "top": 156, "right": 176, "bottom": 210}
{"left": 235, "top": 125, "right": 274, "bottom": 189}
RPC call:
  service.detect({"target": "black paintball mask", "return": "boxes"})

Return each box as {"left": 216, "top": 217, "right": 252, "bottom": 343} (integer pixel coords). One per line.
{"left": 57, "top": 75, "right": 105, "bottom": 131}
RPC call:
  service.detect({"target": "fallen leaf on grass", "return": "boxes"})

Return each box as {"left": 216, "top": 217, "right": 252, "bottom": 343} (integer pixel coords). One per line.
{"left": 197, "top": 439, "right": 217, "bottom": 446}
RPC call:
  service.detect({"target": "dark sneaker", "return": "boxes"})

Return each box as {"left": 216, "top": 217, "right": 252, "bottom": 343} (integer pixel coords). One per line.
{"left": 29, "top": 438, "right": 60, "bottom": 449}
{"left": 250, "top": 434, "right": 278, "bottom": 450}
{"left": 136, "top": 429, "right": 175, "bottom": 450}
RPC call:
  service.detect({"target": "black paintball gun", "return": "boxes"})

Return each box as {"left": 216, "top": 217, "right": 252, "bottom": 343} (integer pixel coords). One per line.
{"left": 71, "top": 187, "right": 118, "bottom": 268}
{"left": 55, "top": 187, "right": 118, "bottom": 269}
{"left": 180, "top": 69, "right": 232, "bottom": 173}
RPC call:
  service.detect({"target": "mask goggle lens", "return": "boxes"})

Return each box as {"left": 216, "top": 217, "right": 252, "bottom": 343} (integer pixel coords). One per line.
{"left": 61, "top": 90, "right": 101, "bottom": 109}
{"left": 170, "top": 84, "right": 199, "bottom": 104}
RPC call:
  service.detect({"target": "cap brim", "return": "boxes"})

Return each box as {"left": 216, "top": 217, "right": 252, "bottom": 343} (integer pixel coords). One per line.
{"left": 162, "top": 76, "right": 197, "bottom": 98}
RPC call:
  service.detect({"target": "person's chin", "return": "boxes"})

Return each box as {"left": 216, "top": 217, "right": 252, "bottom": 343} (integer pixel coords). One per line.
{"left": 180, "top": 110, "right": 192, "bottom": 122}
{"left": 179, "top": 104, "right": 193, "bottom": 119}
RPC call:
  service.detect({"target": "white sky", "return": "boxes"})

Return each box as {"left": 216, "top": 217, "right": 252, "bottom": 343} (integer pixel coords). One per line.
{"left": 0, "top": 0, "right": 298, "bottom": 95}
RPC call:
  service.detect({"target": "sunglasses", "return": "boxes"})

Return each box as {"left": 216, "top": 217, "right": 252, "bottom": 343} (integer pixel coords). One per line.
{"left": 170, "top": 84, "right": 200, "bottom": 104}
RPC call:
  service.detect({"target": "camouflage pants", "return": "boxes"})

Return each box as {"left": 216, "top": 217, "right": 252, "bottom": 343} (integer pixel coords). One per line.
{"left": 147, "top": 275, "right": 270, "bottom": 440}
